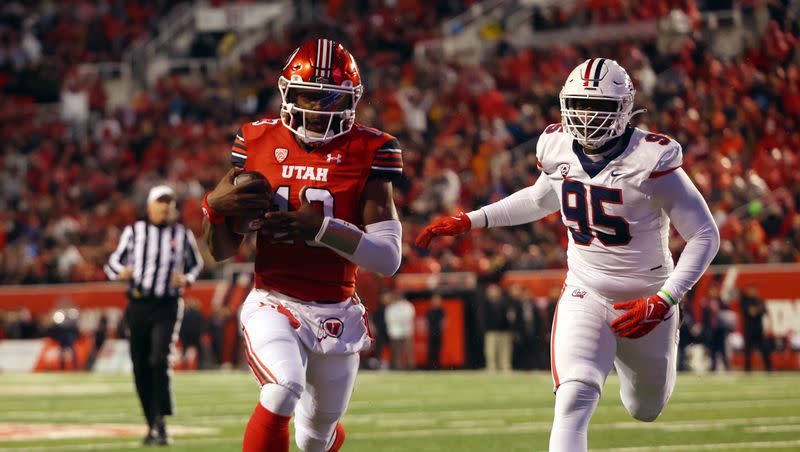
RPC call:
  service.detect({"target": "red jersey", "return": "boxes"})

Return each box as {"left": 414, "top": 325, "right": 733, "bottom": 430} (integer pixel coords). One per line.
{"left": 230, "top": 119, "right": 403, "bottom": 301}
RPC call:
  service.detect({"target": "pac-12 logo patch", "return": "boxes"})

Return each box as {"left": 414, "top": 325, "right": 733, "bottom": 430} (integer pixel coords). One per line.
{"left": 559, "top": 163, "right": 571, "bottom": 177}
{"left": 275, "top": 148, "right": 288, "bottom": 163}
{"left": 321, "top": 318, "right": 344, "bottom": 338}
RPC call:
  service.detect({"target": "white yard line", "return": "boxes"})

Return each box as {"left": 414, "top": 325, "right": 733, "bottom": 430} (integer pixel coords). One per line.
{"left": 373, "top": 418, "right": 434, "bottom": 428}
{"left": 344, "top": 406, "right": 551, "bottom": 422}
{"left": 0, "top": 384, "right": 131, "bottom": 396}
{"left": 2, "top": 417, "right": 799, "bottom": 450}
{"left": 607, "top": 416, "right": 800, "bottom": 432}
{"left": 347, "top": 416, "right": 800, "bottom": 439}
{"left": 595, "top": 440, "right": 800, "bottom": 451}
{"left": 0, "top": 441, "right": 143, "bottom": 451}
{"left": 666, "top": 398, "right": 800, "bottom": 410}
{"left": 0, "top": 435, "right": 240, "bottom": 451}
{"left": 0, "top": 412, "right": 133, "bottom": 421}
{"left": 347, "top": 394, "right": 800, "bottom": 411}
{"left": 347, "top": 423, "right": 549, "bottom": 439}
{"left": 343, "top": 398, "right": 800, "bottom": 424}
{"left": 344, "top": 398, "right": 800, "bottom": 426}
{"left": 6, "top": 437, "right": 799, "bottom": 452}
{"left": 745, "top": 424, "right": 800, "bottom": 433}
{"left": 3, "top": 400, "right": 797, "bottom": 426}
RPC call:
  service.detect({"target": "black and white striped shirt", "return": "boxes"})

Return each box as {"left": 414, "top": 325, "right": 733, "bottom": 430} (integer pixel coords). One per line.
{"left": 104, "top": 221, "right": 203, "bottom": 299}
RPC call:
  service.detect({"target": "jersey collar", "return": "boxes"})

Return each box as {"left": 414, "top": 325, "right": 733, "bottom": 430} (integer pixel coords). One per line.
{"left": 570, "top": 126, "right": 634, "bottom": 178}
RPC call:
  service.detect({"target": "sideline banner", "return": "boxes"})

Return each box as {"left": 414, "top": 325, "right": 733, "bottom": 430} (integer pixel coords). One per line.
{"left": 0, "top": 281, "right": 218, "bottom": 316}
{"left": 93, "top": 339, "right": 133, "bottom": 373}
{"left": 1, "top": 265, "right": 797, "bottom": 371}
{"left": 0, "top": 340, "right": 45, "bottom": 372}
{"left": 500, "top": 265, "right": 800, "bottom": 370}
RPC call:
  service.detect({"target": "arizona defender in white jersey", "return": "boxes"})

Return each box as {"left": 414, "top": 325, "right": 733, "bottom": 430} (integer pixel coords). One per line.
{"left": 416, "top": 58, "right": 719, "bottom": 451}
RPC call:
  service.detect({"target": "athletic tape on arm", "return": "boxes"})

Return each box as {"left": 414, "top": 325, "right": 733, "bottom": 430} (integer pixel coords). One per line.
{"left": 315, "top": 218, "right": 402, "bottom": 276}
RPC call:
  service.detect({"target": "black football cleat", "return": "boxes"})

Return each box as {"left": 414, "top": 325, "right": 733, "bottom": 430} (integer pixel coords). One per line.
{"left": 155, "top": 434, "right": 173, "bottom": 446}
{"left": 143, "top": 430, "right": 158, "bottom": 446}
{"left": 153, "top": 416, "right": 172, "bottom": 446}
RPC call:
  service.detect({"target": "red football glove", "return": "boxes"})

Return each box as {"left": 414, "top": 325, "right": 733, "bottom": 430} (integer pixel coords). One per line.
{"left": 611, "top": 293, "right": 673, "bottom": 339}
{"left": 415, "top": 212, "right": 472, "bottom": 248}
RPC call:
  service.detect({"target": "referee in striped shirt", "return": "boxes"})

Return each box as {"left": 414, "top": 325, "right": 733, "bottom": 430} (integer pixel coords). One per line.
{"left": 105, "top": 185, "right": 203, "bottom": 446}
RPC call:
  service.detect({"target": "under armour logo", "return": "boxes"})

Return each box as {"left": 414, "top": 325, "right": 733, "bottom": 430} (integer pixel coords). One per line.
{"left": 327, "top": 153, "right": 342, "bottom": 164}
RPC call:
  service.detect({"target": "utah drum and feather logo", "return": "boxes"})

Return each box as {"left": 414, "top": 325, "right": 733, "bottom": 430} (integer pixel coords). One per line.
{"left": 320, "top": 318, "right": 344, "bottom": 338}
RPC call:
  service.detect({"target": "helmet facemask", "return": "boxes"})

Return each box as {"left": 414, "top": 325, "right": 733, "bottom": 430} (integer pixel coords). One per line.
{"left": 559, "top": 94, "right": 634, "bottom": 150}
{"left": 279, "top": 75, "right": 363, "bottom": 146}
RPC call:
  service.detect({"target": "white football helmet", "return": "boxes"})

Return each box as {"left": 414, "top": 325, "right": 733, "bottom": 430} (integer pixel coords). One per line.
{"left": 559, "top": 58, "right": 642, "bottom": 150}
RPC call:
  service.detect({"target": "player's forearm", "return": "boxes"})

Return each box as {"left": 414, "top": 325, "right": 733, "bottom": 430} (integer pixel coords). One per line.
{"left": 652, "top": 169, "right": 721, "bottom": 303}
{"left": 661, "top": 222, "right": 720, "bottom": 303}
{"left": 467, "top": 176, "right": 559, "bottom": 229}
{"left": 315, "top": 218, "right": 402, "bottom": 276}
{"left": 202, "top": 218, "right": 243, "bottom": 262}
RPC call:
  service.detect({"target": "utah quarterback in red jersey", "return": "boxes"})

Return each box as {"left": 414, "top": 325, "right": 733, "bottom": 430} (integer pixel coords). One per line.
{"left": 202, "top": 39, "right": 402, "bottom": 452}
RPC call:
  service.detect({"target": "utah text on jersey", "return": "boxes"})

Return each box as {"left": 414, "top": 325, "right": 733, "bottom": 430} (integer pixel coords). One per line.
{"left": 229, "top": 118, "right": 403, "bottom": 301}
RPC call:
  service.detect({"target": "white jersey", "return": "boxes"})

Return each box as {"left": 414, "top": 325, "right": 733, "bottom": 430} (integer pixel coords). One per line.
{"left": 535, "top": 124, "right": 683, "bottom": 300}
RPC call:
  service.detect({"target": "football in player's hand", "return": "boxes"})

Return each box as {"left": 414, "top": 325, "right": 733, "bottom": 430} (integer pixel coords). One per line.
{"left": 232, "top": 170, "right": 272, "bottom": 233}
{"left": 233, "top": 170, "right": 270, "bottom": 192}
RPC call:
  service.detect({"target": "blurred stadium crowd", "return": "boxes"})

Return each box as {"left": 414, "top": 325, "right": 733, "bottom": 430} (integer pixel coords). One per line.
{"left": 0, "top": 0, "right": 799, "bottom": 289}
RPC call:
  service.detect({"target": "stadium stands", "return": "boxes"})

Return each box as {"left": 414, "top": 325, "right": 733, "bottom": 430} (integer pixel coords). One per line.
{"left": 0, "top": 0, "right": 798, "bottom": 286}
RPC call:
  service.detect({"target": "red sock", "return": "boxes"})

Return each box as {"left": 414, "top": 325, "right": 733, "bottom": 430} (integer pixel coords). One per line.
{"left": 327, "top": 423, "right": 346, "bottom": 452}
{"left": 243, "top": 403, "right": 291, "bottom": 452}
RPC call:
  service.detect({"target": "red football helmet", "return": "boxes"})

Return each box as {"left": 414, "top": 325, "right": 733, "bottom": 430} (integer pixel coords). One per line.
{"left": 278, "top": 39, "right": 363, "bottom": 145}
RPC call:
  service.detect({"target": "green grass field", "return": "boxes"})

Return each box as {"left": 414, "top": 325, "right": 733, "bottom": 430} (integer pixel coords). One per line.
{"left": 0, "top": 371, "right": 799, "bottom": 451}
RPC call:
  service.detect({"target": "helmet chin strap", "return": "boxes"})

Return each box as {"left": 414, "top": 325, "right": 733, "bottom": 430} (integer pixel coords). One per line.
{"left": 296, "top": 126, "right": 335, "bottom": 145}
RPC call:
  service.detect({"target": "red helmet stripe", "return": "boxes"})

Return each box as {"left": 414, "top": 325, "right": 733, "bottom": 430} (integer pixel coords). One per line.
{"left": 583, "top": 58, "right": 595, "bottom": 87}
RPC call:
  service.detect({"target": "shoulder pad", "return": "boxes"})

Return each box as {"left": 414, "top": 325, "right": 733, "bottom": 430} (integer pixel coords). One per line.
{"left": 641, "top": 131, "right": 683, "bottom": 178}
{"left": 242, "top": 118, "right": 281, "bottom": 141}
{"left": 353, "top": 124, "right": 386, "bottom": 138}
{"left": 536, "top": 123, "right": 570, "bottom": 173}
